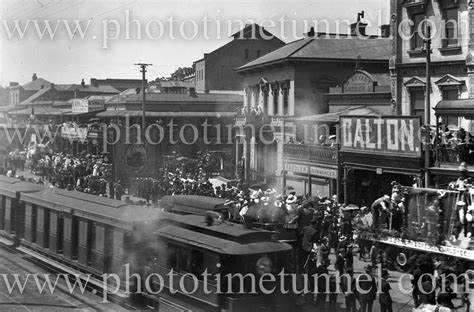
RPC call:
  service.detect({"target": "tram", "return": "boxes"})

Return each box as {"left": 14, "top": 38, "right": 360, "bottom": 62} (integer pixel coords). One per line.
{"left": 0, "top": 179, "right": 295, "bottom": 311}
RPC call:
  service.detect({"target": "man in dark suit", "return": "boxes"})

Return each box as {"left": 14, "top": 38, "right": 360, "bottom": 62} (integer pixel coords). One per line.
{"left": 357, "top": 265, "right": 377, "bottom": 312}
{"left": 379, "top": 269, "right": 393, "bottom": 312}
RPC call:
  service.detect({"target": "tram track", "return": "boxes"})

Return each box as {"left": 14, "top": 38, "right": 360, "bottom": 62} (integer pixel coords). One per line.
{"left": 0, "top": 241, "right": 144, "bottom": 311}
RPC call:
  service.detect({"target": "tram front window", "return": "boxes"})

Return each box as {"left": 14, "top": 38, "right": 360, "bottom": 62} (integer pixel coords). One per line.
{"left": 220, "top": 252, "right": 292, "bottom": 295}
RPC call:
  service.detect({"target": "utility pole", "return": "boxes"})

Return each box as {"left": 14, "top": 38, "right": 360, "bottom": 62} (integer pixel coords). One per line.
{"left": 423, "top": 26, "right": 431, "bottom": 187}
{"left": 134, "top": 63, "right": 152, "bottom": 130}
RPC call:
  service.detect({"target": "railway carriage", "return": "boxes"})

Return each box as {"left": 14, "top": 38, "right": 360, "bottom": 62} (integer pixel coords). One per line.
{"left": 0, "top": 186, "right": 297, "bottom": 311}
{"left": 0, "top": 177, "right": 41, "bottom": 242}
{"left": 19, "top": 188, "right": 160, "bottom": 283}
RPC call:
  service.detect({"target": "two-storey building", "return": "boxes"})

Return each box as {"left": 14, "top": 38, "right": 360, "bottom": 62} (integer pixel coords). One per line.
{"left": 236, "top": 20, "right": 391, "bottom": 196}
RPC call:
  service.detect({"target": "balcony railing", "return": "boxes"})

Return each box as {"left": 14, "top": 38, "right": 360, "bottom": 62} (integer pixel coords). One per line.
{"left": 438, "top": 144, "right": 474, "bottom": 166}
{"left": 283, "top": 143, "right": 338, "bottom": 165}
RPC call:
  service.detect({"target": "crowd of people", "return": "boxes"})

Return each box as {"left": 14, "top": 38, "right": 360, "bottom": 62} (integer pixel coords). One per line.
{"left": 1, "top": 146, "right": 113, "bottom": 196}
{"left": 0, "top": 141, "right": 471, "bottom": 311}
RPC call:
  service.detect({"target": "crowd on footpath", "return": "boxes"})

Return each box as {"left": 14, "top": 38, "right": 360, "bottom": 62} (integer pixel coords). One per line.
{"left": 1, "top": 147, "right": 116, "bottom": 197}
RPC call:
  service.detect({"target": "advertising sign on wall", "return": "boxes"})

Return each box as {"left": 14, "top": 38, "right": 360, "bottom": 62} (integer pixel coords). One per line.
{"left": 340, "top": 116, "right": 422, "bottom": 157}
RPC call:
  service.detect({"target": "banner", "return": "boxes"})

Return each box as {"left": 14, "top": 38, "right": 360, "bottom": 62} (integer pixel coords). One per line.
{"left": 340, "top": 116, "right": 422, "bottom": 157}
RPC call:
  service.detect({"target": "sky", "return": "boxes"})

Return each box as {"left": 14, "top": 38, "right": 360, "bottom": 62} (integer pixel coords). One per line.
{"left": 0, "top": 0, "right": 390, "bottom": 87}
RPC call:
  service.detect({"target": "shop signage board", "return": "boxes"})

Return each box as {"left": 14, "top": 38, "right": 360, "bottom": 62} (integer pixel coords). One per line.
{"left": 343, "top": 71, "right": 375, "bottom": 93}
{"left": 340, "top": 116, "right": 422, "bottom": 157}
{"left": 71, "top": 99, "right": 105, "bottom": 113}
{"left": 310, "top": 166, "right": 338, "bottom": 179}
{"left": 61, "top": 124, "right": 88, "bottom": 140}
{"left": 284, "top": 163, "right": 308, "bottom": 175}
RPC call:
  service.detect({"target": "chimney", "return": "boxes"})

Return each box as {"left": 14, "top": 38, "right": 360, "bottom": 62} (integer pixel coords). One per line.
{"left": 350, "top": 11, "right": 367, "bottom": 37}
{"left": 81, "top": 79, "right": 86, "bottom": 87}
{"left": 51, "top": 83, "right": 55, "bottom": 89}
{"left": 32, "top": 73, "right": 37, "bottom": 81}
{"left": 189, "top": 87, "right": 196, "bottom": 97}
{"left": 380, "top": 24, "right": 390, "bottom": 37}
{"left": 305, "top": 27, "right": 315, "bottom": 37}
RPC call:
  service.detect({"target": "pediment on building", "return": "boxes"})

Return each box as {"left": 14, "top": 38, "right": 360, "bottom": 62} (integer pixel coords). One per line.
{"left": 435, "top": 74, "right": 463, "bottom": 87}
{"left": 404, "top": 76, "right": 426, "bottom": 88}
{"left": 402, "top": 0, "right": 428, "bottom": 13}
{"left": 259, "top": 77, "right": 269, "bottom": 85}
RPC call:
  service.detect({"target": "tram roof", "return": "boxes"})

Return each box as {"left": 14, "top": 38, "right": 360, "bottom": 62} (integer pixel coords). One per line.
{"left": 0, "top": 181, "right": 42, "bottom": 198}
{"left": 155, "top": 225, "right": 292, "bottom": 255}
{"left": 0, "top": 176, "right": 23, "bottom": 184}
{"left": 20, "top": 188, "right": 161, "bottom": 230}
{"left": 159, "top": 213, "right": 282, "bottom": 243}
{"left": 160, "top": 195, "right": 227, "bottom": 214}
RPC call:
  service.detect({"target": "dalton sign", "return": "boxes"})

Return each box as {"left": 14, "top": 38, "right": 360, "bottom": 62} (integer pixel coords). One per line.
{"left": 340, "top": 116, "right": 422, "bottom": 157}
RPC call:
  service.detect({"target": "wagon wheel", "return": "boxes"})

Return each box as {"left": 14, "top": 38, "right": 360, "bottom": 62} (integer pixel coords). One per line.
{"left": 396, "top": 251, "right": 408, "bottom": 268}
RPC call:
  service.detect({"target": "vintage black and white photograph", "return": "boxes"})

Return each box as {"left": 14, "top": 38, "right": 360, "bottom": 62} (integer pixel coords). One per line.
{"left": 0, "top": 0, "right": 473, "bottom": 311}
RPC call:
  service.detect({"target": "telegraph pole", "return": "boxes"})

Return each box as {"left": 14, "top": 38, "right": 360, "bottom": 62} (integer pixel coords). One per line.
{"left": 134, "top": 63, "right": 152, "bottom": 129}
{"left": 423, "top": 26, "right": 431, "bottom": 187}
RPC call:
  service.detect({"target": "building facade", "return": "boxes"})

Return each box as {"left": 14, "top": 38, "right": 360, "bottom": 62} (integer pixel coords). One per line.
{"left": 236, "top": 27, "right": 391, "bottom": 193}
{"left": 194, "top": 24, "right": 285, "bottom": 92}
{"left": 391, "top": 0, "right": 474, "bottom": 184}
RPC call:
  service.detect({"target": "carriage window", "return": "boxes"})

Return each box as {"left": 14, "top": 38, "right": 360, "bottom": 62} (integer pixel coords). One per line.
{"left": 164, "top": 243, "right": 216, "bottom": 280}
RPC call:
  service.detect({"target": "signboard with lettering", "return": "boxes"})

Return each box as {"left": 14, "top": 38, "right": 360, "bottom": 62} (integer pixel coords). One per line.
{"left": 340, "top": 116, "right": 422, "bottom": 157}
{"left": 310, "top": 166, "right": 338, "bottom": 179}
{"left": 373, "top": 235, "right": 474, "bottom": 261}
{"left": 71, "top": 98, "right": 105, "bottom": 113}
{"left": 284, "top": 163, "right": 308, "bottom": 175}
{"left": 61, "top": 124, "right": 88, "bottom": 140}
{"left": 343, "top": 71, "right": 375, "bottom": 93}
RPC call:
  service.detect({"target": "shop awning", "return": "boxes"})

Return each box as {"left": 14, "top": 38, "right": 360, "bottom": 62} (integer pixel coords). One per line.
{"left": 288, "top": 106, "right": 378, "bottom": 123}
{"left": 10, "top": 107, "right": 71, "bottom": 116}
{"left": 95, "top": 110, "right": 236, "bottom": 118}
{"left": 63, "top": 109, "right": 105, "bottom": 116}
{"left": 434, "top": 99, "right": 474, "bottom": 116}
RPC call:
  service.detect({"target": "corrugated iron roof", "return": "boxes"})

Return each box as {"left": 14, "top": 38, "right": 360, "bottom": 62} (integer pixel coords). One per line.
{"left": 291, "top": 106, "right": 379, "bottom": 122}
{"left": 237, "top": 37, "right": 390, "bottom": 71}
{"left": 21, "top": 78, "right": 51, "bottom": 91}
{"left": 123, "top": 92, "right": 243, "bottom": 103}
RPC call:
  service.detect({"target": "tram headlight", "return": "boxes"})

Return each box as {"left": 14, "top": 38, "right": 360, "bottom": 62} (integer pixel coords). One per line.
{"left": 256, "top": 257, "right": 273, "bottom": 275}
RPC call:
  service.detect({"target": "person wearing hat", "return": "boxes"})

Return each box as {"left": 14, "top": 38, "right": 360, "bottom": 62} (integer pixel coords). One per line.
{"left": 341, "top": 267, "right": 358, "bottom": 312}
{"left": 335, "top": 247, "right": 346, "bottom": 276}
{"left": 424, "top": 200, "right": 440, "bottom": 237}
{"left": 370, "top": 195, "right": 391, "bottom": 231}
{"left": 318, "top": 237, "right": 330, "bottom": 267}
{"left": 456, "top": 200, "right": 467, "bottom": 240}
{"left": 379, "top": 269, "right": 392, "bottom": 312}
{"left": 284, "top": 194, "right": 299, "bottom": 230}
{"left": 356, "top": 265, "right": 377, "bottom": 312}
{"left": 300, "top": 220, "right": 318, "bottom": 274}
{"left": 466, "top": 204, "right": 474, "bottom": 238}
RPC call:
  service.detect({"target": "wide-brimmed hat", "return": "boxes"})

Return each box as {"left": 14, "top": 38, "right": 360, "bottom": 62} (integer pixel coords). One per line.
{"left": 250, "top": 191, "right": 259, "bottom": 199}
{"left": 286, "top": 194, "right": 297, "bottom": 204}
